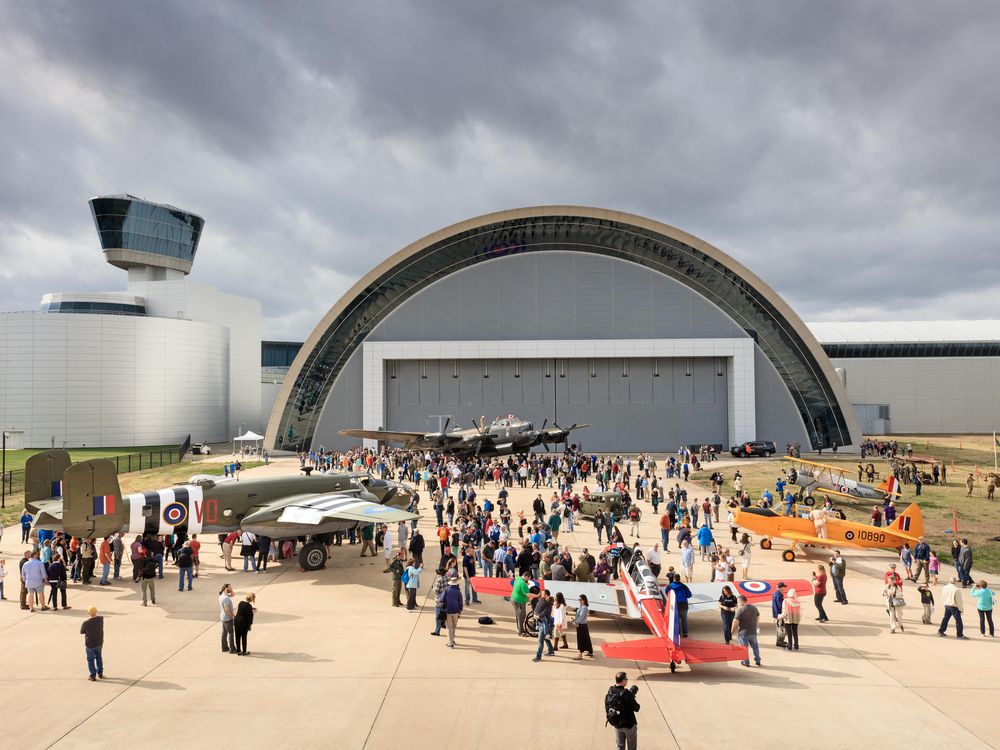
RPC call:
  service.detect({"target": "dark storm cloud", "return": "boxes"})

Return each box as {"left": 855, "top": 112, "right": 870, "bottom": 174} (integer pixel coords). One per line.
{"left": 1, "top": 1, "right": 999, "bottom": 336}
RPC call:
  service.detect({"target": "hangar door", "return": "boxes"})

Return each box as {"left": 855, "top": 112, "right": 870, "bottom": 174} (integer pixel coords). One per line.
{"left": 384, "top": 357, "right": 728, "bottom": 452}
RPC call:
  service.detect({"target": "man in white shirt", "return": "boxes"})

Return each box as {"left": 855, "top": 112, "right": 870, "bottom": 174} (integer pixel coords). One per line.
{"left": 383, "top": 525, "right": 394, "bottom": 569}
{"left": 938, "top": 578, "right": 969, "bottom": 639}
{"left": 646, "top": 543, "right": 662, "bottom": 578}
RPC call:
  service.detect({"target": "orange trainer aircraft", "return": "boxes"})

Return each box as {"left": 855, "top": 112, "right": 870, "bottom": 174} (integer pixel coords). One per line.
{"left": 734, "top": 501, "right": 925, "bottom": 562}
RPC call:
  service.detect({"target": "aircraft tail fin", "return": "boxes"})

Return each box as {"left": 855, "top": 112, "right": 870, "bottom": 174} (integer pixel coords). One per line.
{"left": 24, "top": 450, "right": 72, "bottom": 513}
{"left": 891, "top": 502, "right": 923, "bottom": 538}
{"left": 62, "top": 459, "right": 127, "bottom": 539}
{"left": 878, "top": 475, "right": 902, "bottom": 497}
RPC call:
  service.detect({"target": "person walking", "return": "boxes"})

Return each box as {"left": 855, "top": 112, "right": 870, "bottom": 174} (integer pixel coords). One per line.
{"left": 219, "top": 583, "right": 238, "bottom": 653}
{"left": 177, "top": 542, "right": 195, "bottom": 591}
{"left": 429, "top": 567, "right": 448, "bottom": 636}
{"left": 738, "top": 533, "right": 752, "bottom": 579}
{"left": 938, "top": 578, "right": 968, "bottom": 639}
{"left": 360, "top": 523, "right": 376, "bottom": 557}
{"left": 718, "top": 585, "right": 738, "bottom": 644}
{"left": 404, "top": 558, "right": 422, "bottom": 611}
{"left": 532, "top": 591, "right": 556, "bottom": 661}
{"left": 553, "top": 591, "right": 569, "bottom": 651}
{"left": 136, "top": 551, "right": 156, "bottom": 605}
{"left": 572, "top": 594, "right": 594, "bottom": 659}
{"left": 812, "top": 564, "right": 829, "bottom": 623}
{"left": 779, "top": 587, "right": 801, "bottom": 650}
{"left": 605, "top": 671, "right": 640, "bottom": 750}
{"left": 733, "top": 594, "right": 761, "bottom": 667}
{"left": 912, "top": 537, "right": 931, "bottom": 583}
{"left": 971, "top": 580, "right": 995, "bottom": 637}
{"left": 830, "top": 550, "right": 848, "bottom": 604}
{"left": 883, "top": 577, "right": 906, "bottom": 633}
{"left": 233, "top": 592, "right": 257, "bottom": 655}
{"left": 442, "top": 574, "right": 463, "bottom": 648}
{"left": 80, "top": 606, "right": 105, "bottom": 681}
{"left": 957, "top": 539, "right": 975, "bottom": 587}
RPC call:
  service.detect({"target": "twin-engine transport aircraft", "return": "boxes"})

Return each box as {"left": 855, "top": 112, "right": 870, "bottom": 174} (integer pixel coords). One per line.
{"left": 785, "top": 456, "right": 901, "bottom": 502}
{"left": 339, "top": 415, "right": 588, "bottom": 457}
{"left": 473, "top": 547, "right": 812, "bottom": 672}
{"left": 734, "top": 502, "right": 924, "bottom": 562}
{"left": 24, "top": 450, "right": 417, "bottom": 571}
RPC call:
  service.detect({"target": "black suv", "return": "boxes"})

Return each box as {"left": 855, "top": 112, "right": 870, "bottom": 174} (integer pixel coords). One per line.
{"left": 730, "top": 440, "right": 777, "bottom": 457}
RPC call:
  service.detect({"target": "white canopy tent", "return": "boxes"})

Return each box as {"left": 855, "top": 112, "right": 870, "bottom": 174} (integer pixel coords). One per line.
{"left": 233, "top": 430, "right": 265, "bottom": 456}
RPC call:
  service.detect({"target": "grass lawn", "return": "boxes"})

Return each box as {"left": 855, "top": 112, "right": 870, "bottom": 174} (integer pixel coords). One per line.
{"left": 689, "top": 435, "right": 1000, "bottom": 575}
{"left": 1, "top": 446, "right": 178, "bottom": 475}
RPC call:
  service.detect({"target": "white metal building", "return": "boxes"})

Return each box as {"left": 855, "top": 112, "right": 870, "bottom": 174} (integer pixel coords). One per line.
{"left": 808, "top": 321, "right": 1000, "bottom": 435}
{"left": 0, "top": 195, "right": 260, "bottom": 449}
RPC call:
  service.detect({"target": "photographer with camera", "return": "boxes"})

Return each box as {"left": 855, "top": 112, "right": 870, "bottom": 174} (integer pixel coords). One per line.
{"left": 604, "top": 671, "right": 640, "bottom": 749}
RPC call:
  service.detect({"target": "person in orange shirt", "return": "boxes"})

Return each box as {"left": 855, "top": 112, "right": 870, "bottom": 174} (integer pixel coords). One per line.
{"left": 437, "top": 525, "right": 451, "bottom": 558}
{"left": 659, "top": 513, "right": 672, "bottom": 552}
{"left": 189, "top": 534, "right": 202, "bottom": 578}
{"left": 98, "top": 536, "right": 113, "bottom": 585}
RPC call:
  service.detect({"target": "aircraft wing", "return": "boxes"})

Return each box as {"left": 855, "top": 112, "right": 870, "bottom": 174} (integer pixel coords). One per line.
{"left": 268, "top": 493, "right": 419, "bottom": 525}
{"left": 470, "top": 577, "right": 624, "bottom": 615}
{"left": 338, "top": 428, "right": 431, "bottom": 444}
{"left": 782, "top": 530, "right": 851, "bottom": 548}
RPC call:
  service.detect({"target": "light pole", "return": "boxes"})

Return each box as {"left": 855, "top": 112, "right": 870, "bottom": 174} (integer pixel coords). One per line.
{"left": 1, "top": 430, "right": 7, "bottom": 510}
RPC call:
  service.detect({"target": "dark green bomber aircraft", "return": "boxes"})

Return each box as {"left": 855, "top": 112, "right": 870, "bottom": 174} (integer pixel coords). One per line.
{"left": 24, "top": 450, "right": 417, "bottom": 571}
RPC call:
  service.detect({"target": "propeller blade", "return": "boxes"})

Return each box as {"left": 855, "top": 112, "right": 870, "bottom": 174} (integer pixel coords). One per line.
{"left": 541, "top": 418, "right": 548, "bottom": 430}
{"left": 443, "top": 417, "right": 451, "bottom": 432}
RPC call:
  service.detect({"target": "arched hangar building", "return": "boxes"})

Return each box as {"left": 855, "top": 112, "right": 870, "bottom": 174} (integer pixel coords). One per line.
{"left": 266, "top": 207, "right": 860, "bottom": 454}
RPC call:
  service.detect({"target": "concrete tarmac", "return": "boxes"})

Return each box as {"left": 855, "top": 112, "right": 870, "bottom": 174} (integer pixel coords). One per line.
{"left": 1, "top": 457, "right": 996, "bottom": 749}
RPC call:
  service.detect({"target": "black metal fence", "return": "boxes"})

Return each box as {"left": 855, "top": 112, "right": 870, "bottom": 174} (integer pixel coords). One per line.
{"left": 1, "top": 435, "right": 191, "bottom": 509}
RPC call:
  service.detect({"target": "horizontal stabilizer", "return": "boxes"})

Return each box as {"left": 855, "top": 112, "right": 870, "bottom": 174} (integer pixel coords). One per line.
{"left": 682, "top": 639, "right": 748, "bottom": 664}
{"left": 601, "top": 635, "right": 679, "bottom": 664}
{"left": 470, "top": 576, "right": 519, "bottom": 597}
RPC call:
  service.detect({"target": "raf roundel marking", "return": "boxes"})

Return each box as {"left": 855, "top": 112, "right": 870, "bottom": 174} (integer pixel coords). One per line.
{"left": 738, "top": 581, "right": 771, "bottom": 595}
{"left": 162, "top": 502, "right": 188, "bottom": 526}
{"left": 844, "top": 530, "right": 855, "bottom": 541}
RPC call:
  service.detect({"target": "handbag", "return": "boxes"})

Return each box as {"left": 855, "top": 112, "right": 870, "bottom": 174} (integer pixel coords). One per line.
{"left": 890, "top": 596, "right": 906, "bottom": 607}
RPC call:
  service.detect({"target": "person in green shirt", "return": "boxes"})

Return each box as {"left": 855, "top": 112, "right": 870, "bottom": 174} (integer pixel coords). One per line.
{"left": 388, "top": 550, "right": 405, "bottom": 607}
{"left": 512, "top": 571, "right": 531, "bottom": 635}
{"left": 360, "top": 523, "right": 375, "bottom": 557}
{"left": 548, "top": 512, "right": 562, "bottom": 541}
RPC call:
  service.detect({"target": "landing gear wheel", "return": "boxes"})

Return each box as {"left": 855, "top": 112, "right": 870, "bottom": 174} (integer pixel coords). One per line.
{"left": 782, "top": 549, "right": 796, "bottom": 562}
{"left": 669, "top": 661, "right": 677, "bottom": 673}
{"left": 524, "top": 611, "right": 539, "bottom": 636}
{"left": 299, "top": 542, "right": 328, "bottom": 571}
{"left": 760, "top": 538, "right": 772, "bottom": 550}
{"left": 803, "top": 495, "right": 816, "bottom": 507}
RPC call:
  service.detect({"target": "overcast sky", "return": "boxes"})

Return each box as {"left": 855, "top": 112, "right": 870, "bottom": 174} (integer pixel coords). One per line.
{"left": 2, "top": 1, "right": 998, "bottom": 340}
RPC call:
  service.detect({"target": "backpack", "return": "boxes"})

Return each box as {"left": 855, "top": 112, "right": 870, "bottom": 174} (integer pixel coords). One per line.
{"left": 629, "top": 508, "right": 639, "bottom": 521}
{"left": 477, "top": 616, "right": 494, "bottom": 625}
{"left": 401, "top": 569, "right": 410, "bottom": 585}
{"left": 605, "top": 687, "right": 626, "bottom": 728}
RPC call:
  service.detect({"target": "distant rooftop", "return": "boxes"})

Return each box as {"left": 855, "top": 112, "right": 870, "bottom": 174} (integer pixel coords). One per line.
{"left": 807, "top": 320, "right": 1000, "bottom": 344}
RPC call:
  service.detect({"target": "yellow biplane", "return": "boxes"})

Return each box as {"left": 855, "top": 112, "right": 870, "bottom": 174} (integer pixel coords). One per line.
{"left": 784, "top": 456, "right": 900, "bottom": 502}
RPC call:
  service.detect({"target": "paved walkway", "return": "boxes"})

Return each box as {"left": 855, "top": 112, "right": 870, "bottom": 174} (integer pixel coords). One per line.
{"left": 0, "top": 457, "right": 996, "bottom": 749}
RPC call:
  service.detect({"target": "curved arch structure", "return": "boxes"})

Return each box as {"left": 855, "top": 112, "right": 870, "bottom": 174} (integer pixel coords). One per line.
{"left": 266, "top": 207, "right": 859, "bottom": 452}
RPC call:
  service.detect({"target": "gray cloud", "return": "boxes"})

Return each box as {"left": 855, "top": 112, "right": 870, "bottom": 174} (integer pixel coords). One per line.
{"left": 2, "top": 1, "right": 999, "bottom": 338}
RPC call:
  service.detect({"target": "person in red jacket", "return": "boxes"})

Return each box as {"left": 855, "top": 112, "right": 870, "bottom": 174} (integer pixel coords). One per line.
{"left": 812, "top": 564, "right": 829, "bottom": 622}
{"left": 884, "top": 563, "right": 903, "bottom": 587}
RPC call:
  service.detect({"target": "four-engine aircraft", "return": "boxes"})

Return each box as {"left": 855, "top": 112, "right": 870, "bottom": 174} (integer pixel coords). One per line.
{"left": 339, "top": 415, "right": 588, "bottom": 457}
{"left": 734, "top": 501, "right": 924, "bottom": 562}
{"left": 784, "top": 456, "right": 901, "bottom": 502}
{"left": 24, "top": 450, "right": 417, "bottom": 571}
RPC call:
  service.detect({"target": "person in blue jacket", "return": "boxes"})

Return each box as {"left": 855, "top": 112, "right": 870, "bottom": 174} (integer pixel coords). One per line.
{"left": 696, "top": 523, "right": 715, "bottom": 561}
{"left": 668, "top": 574, "right": 693, "bottom": 638}
{"left": 20, "top": 511, "right": 33, "bottom": 543}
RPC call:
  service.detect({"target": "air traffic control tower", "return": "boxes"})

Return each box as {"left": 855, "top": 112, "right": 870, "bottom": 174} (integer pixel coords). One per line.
{"left": 91, "top": 194, "right": 205, "bottom": 279}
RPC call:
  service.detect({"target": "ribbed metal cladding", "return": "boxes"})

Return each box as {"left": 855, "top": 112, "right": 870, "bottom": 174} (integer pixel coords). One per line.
{"left": 274, "top": 214, "right": 851, "bottom": 451}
